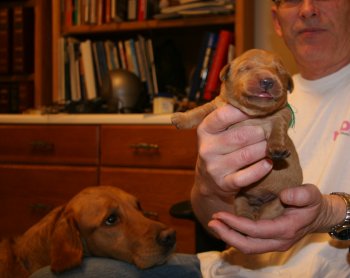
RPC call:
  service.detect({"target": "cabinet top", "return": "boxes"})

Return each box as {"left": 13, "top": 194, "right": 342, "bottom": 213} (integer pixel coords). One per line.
{"left": 0, "top": 114, "right": 172, "bottom": 125}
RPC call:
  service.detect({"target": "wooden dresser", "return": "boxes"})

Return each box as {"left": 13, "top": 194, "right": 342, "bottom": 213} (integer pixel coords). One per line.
{"left": 0, "top": 118, "right": 197, "bottom": 254}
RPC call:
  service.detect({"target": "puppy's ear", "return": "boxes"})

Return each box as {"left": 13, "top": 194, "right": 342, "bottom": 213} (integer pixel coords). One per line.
{"left": 287, "top": 75, "right": 294, "bottom": 93}
{"left": 50, "top": 211, "right": 83, "bottom": 273}
{"left": 219, "top": 64, "right": 231, "bottom": 81}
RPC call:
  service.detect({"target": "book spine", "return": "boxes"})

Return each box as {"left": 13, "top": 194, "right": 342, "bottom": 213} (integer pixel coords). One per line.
{"left": 188, "top": 32, "right": 216, "bottom": 101}
{"left": 128, "top": 0, "right": 137, "bottom": 21}
{"left": 0, "top": 83, "right": 10, "bottom": 113}
{"left": 80, "top": 40, "right": 98, "bottom": 100}
{"left": 146, "top": 38, "right": 158, "bottom": 96}
{"left": 12, "top": 6, "right": 34, "bottom": 74}
{"left": 105, "top": 0, "right": 111, "bottom": 23}
{"left": 202, "top": 30, "right": 232, "bottom": 101}
{"left": 137, "top": 35, "right": 154, "bottom": 97}
{"left": 17, "top": 81, "right": 34, "bottom": 112}
{"left": 112, "top": 0, "right": 127, "bottom": 22}
{"left": 0, "top": 8, "right": 12, "bottom": 74}
{"left": 137, "top": 0, "right": 146, "bottom": 21}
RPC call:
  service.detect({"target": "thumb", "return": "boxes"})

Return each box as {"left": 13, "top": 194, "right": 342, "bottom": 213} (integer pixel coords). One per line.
{"left": 280, "top": 184, "right": 321, "bottom": 207}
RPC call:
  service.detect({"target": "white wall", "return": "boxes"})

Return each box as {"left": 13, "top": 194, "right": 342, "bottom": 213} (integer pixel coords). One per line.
{"left": 254, "top": 0, "right": 298, "bottom": 74}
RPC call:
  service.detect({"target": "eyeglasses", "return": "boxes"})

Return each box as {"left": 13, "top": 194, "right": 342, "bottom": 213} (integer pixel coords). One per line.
{"left": 273, "top": 0, "right": 332, "bottom": 8}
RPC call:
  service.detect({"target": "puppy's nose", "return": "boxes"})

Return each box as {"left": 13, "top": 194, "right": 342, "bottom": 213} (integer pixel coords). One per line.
{"left": 260, "top": 78, "right": 274, "bottom": 90}
{"left": 157, "top": 228, "right": 176, "bottom": 248}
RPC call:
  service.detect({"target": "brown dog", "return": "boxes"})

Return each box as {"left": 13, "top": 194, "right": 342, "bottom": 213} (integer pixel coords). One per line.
{"left": 172, "top": 49, "right": 303, "bottom": 220}
{"left": 0, "top": 186, "right": 176, "bottom": 278}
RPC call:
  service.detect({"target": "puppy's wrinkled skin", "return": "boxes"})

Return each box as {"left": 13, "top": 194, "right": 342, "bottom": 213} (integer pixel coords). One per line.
{"left": 172, "top": 49, "right": 303, "bottom": 220}
{"left": 0, "top": 186, "right": 176, "bottom": 278}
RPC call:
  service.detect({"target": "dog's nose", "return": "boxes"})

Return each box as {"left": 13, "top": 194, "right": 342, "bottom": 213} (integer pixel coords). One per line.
{"left": 157, "top": 228, "right": 176, "bottom": 248}
{"left": 260, "top": 78, "right": 274, "bottom": 90}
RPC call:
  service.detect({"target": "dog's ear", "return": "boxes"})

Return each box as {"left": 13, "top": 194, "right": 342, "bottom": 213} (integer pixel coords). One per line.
{"left": 219, "top": 64, "right": 231, "bottom": 81}
{"left": 50, "top": 211, "right": 83, "bottom": 273}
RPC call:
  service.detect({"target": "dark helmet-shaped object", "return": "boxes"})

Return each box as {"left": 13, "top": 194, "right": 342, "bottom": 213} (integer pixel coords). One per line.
{"left": 102, "top": 69, "right": 142, "bottom": 113}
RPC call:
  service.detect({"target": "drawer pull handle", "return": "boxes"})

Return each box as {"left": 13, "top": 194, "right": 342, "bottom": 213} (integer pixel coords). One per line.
{"left": 31, "top": 141, "right": 55, "bottom": 153}
{"left": 130, "top": 143, "right": 159, "bottom": 151}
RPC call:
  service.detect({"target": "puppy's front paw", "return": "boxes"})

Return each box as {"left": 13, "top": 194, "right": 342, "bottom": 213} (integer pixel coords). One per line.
{"left": 171, "top": 112, "right": 188, "bottom": 129}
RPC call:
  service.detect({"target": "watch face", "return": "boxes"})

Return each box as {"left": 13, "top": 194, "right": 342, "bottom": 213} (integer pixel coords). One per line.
{"left": 335, "top": 227, "right": 350, "bottom": 240}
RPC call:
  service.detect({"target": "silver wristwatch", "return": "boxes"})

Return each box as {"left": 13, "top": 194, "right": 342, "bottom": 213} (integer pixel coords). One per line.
{"left": 329, "top": 192, "right": 350, "bottom": 240}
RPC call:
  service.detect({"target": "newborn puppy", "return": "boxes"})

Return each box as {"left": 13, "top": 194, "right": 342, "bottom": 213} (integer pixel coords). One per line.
{"left": 171, "top": 49, "right": 303, "bottom": 220}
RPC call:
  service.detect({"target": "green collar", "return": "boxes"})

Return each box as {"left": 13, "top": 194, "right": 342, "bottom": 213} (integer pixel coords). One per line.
{"left": 286, "top": 103, "right": 295, "bottom": 128}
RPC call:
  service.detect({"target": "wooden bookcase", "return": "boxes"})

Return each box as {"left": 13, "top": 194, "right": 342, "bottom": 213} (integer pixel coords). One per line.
{"left": 51, "top": 0, "right": 255, "bottom": 105}
{"left": 0, "top": 0, "right": 52, "bottom": 109}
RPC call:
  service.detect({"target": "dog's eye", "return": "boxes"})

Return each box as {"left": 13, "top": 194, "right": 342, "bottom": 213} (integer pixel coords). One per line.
{"left": 104, "top": 213, "right": 119, "bottom": 226}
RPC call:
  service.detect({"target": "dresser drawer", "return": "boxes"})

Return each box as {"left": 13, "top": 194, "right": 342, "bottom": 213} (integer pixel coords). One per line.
{"left": 0, "top": 164, "right": 98, "bottom": 236}
{"left": 101, "top": 125, "right": 197, "bottom": 169}
{"left": 100, "top": 167, "right": 196, "bottom": 254}
{"left": 0, "top": 125, "right": 99, "bottom": 165}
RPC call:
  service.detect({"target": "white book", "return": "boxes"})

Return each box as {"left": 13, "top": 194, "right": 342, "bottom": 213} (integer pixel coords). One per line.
{"left": 80, "top": 40, "right": 97, "bottom": 100}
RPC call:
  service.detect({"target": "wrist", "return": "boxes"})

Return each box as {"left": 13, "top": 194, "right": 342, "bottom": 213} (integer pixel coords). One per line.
{"left": 328, "top": 192, "right": 350, "bottom": 240}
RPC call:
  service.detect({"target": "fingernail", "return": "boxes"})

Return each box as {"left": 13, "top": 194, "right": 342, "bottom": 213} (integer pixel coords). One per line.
{"left": 263, "top": 159, "right": 273, "bottom": 170}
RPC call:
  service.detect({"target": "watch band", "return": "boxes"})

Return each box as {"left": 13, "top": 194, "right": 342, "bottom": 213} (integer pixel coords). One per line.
{"left": 329, "top": 192, "right": 350, "bottom": 240}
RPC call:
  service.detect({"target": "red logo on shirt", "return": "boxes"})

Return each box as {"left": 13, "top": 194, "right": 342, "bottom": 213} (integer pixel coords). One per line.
{"left": 334, "top": 120, "right": 350, "bottom": 141}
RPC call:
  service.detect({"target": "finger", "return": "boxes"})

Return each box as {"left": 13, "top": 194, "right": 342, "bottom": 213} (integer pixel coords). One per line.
{"left": 208, "top": 219, "right": 285, "bottom": 253}
{"left": 222, "top": 159, "right": 273, "bottom": 190}
{"left": 201, "top": 125, "right": 267, "bottom": 156}
{"left": 280, "top": 184, "right": 321, "bottom": 207}
{"left": 198, "top": 104, "right": 249, "bottom": 135}
{"left": 211, "top": 211, "right": 289, "bottom": 239}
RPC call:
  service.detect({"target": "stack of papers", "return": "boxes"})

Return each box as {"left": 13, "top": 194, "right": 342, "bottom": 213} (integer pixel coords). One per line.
{"left": 155, "top": 0, "right": 234, "bottom": 19}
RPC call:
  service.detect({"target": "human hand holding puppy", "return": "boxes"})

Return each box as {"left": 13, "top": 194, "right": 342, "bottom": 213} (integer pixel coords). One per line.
{"left": 191, "top": 103, "right": 346, "bottom": 255}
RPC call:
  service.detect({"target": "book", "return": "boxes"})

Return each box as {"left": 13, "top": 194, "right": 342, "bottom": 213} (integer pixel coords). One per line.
{"left": 137, "top": 0, "right": 147, "bottom": 21}
{"left": 92, "top": 41, "right": 103, "bottom": 90}
{"left": 105, "top": 0, "right": 112, "bottom": 23}
{"left": 95, "top": 41, "right": 110, "bottom": 90}
{"left": 188, "top": 32, "right": 217, "bottom": 101}
{"left": 137, "top": 35, "right": 154, "bottom": 97}
{"left": 58, "top": 37, "right": 67, "bottom": 102}
{"left": 3, "top": 81, "right": 34, "bottom": 113}
{"left": 160, "top": 0, "right": 227, "bottom": 14}
{"left": 124, "top": 39, "right": 140, "bottom": 76}
{"left": 67, "top": 37, "right": 82, "bottom": 101}
{"left": 12, "top": 6, "right": 34, "bottom": 74}
{"left": 111, "top": 0, "right": 128, "bottom": 22}
{"left": 128, "top": 0, "right": 137, "bottom": 20}
{"left": 80, "top": 40, "right": 98, "bottom": 100}
{"left": 0, "top": 83, "right": 10, "bottom": 113}
{"left": 17, "top": 81, "right": 34, "bottom": 113}
{"left": 118, "top": 40, "right": 128, "bottom": 69}
{"left": 0, "top": 7, "right": 12, "bottom": 74}
{"left": 202, "top": 30, "right": 233, "bottom": 101}
{"left": 146, "top": 38, "right": 159, "bottom": 96}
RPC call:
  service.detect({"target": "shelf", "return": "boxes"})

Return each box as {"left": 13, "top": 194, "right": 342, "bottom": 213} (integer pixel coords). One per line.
{"left": 62, "top": 15, "right": 236, "bottom": 36}
{"left": 52, "top": 0, "right": 254, "bottom": 106}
